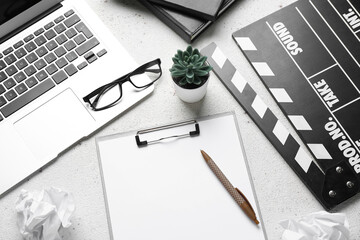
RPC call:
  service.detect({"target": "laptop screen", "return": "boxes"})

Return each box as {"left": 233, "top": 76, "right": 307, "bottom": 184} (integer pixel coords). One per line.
{"left": 0, "top": 0, "right": 42, "bottom": 25}
{"left": 0, "top": 0, "right": 61, "bottom": 42}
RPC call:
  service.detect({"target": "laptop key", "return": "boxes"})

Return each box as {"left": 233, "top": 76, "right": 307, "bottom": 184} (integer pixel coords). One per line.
{"left": 45, "top": 64, "right": 58, "bottom": 75}
{"left": 52, "top": 70, "right": 68, "bottom": 84}
{"left": 74, "top": 34, "right": 86, "bottom": 45}
{"left": 64, "top": 14, "right": 80, "bottom": 28}
{"left": 75, "top": 22, "right": 93, "bottom": 38}
{"left": 65, "top": 51, "right": 78, "bottom": 62}
{"left": 54, "top": 46, "right": 66, "bottom": 57}
{"left": 54, "top": 15, "right": 65, "bottom": 24}
{"left": 25, "top": 77, "right": 38, "bottom": 88}
{"left": 5, "top": 65, "right": 18, "bottom": 76}
{"left": 44, "top": 29, "right": 56, "bottom": 40}
{"left": 75, "top": 38, "right": 99, "bottom": 56}
{"left": 14, "top": 48, "right": 27, "bottom": 59}
{"left": 15, "top": 59, "right": 28, "bottom": 70}
{"left": 77, "top": 61, "right": 88, "bottom": 70}
{"left": 97, "top": 49, "right": 107, "bottom": 57}
{"left": 26, "top": 53, "right": 38, "bottom": 63}
{"left": 24, "top": 65, "right": 37, "bottom": 76}
{"left": 3, "top": 47, "right": 13, "bottom": 56}
{"left": 34, "top": 59, "right": 47, "bottom": 70}
{"left": 64, "top": 9, "right": 75, "bottom": 17}
{"left": 0, "top": 85, "right": 5, "bottom": 94}
{"left": 54, "top": 23, "right": 66, "bottom": 34}
{"left": 35, "top": 51, "right": 48, "bottom": 63}
{"left": 0, "top": 96, "right": 6, "bottom": 107}
{"left": 44, "top": 22, "right": 55, "bottom": 30}
{"left": 15, "top": 83, "right": 28, "bottom": 95}
{"left": 64, "top": 40, "right": 76, "bottom": 51}
{"left": 0, "top": 72, "right": 7, "bottom": 82}
{"left": 4, "top": 89, "right": 17, "bottom": 101}
{"left": 55, "top": 34, "right": 68, "bottom": 45}
{"left": 4, "top": 54, "right": 16, "bottom": 65}
{"left": 13, "top": 40, "right": 24, "bottom": 49}
{"left": 65, "top": 28, "right": 77, "bottom": 39}
{"left": 14, "top": 72, "right": 26, "bottom": 83}
{"left": 45, "top": 40, "right": 58, "bottom": 51}
{"left": 4, "top": 78, "right": 16, "bottom": 89}
{"left": 55, "top": 57, "right": 68, "bottom": 69}
{"left": 64, "top": 64, "right": 78, "bottom": 76}
{"left": 0, "top": 60, "right": 6, "bottom": 70}
{"left": 24, "top": 42, "right": 37, "bottom": 52}
{"left": 34, "top": 35, "right": 46, "bottom": 46}
{"left": 34, "top": 28, "right": 44, "bottom": 36}
{"left": 35, "top": 70, "right": 48, "bottom": 81}
{"left": 35, "top": 46, "right": 48, "bottom": 57}
{"left": 44, "top": 52, "right": 57, "bottom": 64}
{"left": 24, "top": 34, "right": 34, "bottom": 42}
{"left": 84, "top": 51, "right": 97, "bottom": 63}
{"left": 0, "top": 79, "right": 55, "bottom": 118}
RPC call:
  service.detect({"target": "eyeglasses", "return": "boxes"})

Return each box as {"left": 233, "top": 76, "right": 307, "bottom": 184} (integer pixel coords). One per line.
{"left": 83, "top": 58, "right": 162, "bottom": 111}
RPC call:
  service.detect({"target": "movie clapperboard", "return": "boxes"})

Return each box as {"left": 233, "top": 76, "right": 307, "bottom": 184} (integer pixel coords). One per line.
{"left": 202, "top": 0, "right": 360, "bottom": 209}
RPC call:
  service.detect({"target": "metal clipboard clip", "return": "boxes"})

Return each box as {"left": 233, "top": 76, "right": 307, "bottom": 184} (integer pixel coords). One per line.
{"left": 135, "top": 120, "right": 200, "bottom": 147}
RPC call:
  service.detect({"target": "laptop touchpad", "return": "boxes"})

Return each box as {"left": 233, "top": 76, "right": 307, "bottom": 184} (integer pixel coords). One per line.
{"left": 14, "top": 89, "right": 95, "bottom": 159}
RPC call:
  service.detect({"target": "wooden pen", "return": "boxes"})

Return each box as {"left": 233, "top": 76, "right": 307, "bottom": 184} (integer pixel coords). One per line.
{"left": 200, "top": 150, "right": 259, "bottom": 225}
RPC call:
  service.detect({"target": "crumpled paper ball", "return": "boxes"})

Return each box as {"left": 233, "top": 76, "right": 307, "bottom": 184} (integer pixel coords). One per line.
{"left": 279, "top": 211, "right": 349, "bottom": 240}
{"left": 15, "top": 187, "right": 75, "bottom": 240}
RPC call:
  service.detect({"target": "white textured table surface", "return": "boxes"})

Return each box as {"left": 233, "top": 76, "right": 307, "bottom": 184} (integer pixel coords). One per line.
{"left": 1, "top": 0, "right": 360, "bottom": 239}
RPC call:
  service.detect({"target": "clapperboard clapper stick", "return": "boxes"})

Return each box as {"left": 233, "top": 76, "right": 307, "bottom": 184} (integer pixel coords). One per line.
{"left": 201, "top": 43, "right": 359, "bottom": 210}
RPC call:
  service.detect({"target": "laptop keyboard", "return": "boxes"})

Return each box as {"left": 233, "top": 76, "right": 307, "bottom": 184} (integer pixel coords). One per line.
{"left": 0, "top": 9, "right": 107, "bottom": 121}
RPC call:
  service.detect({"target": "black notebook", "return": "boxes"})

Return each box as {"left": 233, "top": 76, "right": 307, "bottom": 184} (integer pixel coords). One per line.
{"left": 147, "top": 0, "right": 224, "bottom": 21}
{"left": 138, "top": 0, "right": 235, "bottom": 43}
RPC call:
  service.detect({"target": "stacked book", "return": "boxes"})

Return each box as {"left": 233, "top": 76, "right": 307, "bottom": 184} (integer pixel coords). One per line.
{"left": 138, "top": 0, "right": 236, "bottom": 42}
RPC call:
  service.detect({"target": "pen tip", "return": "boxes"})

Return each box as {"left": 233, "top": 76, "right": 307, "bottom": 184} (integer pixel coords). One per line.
{"left": 255, "top": 219, "right": 260, "bottom": 225}
{"left": 200, "top": 150, "right": 210, "bottom": 161}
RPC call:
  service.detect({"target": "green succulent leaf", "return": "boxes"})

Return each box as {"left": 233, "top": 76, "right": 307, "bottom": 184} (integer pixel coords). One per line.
{"left": 186, "top": 46, "right": 193, "bottom": 55}
{"left": 179, "top": 77, "right": 187, "bottom": 86}
{"left": 199, "top": 65, "right": 212, "bottom": 72}
{"left": 193, "top": 48, "right": 200, "bottom": 56}
{"left": 193, "top": 77, "right": 202, "bottom": 85}
{"left": 172, "top": 63, "right": 186, "bottom": 70}
{"left": 198, "top": 56, "right": 207, "bottom": 65}
{"left": 177, "top": 50, "right": 183, "bottom": 60}
{"left": 172, "top": 57, "right": 180, "bottom": 65}
{"left": 183, "top": 51, "right": 190, "bottom": 59}
{"left": 194, "top": 70, "right": 210, "bottom": 76}
{"left": 191, "top": 54, "right": 199, "bottom": 63}
{"left": 193, "top": 62, "right": 203, "bottom": 69}
{"left": 186, "top": 69, "right": 194, "bottom": 80}
{"left": 171, "top": 70, "right": 187, "bottom": 77}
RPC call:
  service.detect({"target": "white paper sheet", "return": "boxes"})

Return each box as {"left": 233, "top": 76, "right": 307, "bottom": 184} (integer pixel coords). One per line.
{"left": 97, "top": 113, "right": 266, "bottom": 240}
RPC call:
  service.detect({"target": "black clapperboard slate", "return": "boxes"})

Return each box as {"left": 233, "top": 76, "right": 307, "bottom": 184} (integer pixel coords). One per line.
{"left": 203, "top": 0, "right": 360, "bottom": 209}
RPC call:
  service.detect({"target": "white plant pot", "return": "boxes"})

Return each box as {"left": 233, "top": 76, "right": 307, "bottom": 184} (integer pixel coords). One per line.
{"left": 173, "top": 78, "right": 209, "bottom": 103}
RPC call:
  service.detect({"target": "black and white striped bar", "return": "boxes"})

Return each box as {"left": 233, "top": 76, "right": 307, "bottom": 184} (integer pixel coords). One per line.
{"left": 201, "top": 43, "right": 359, "bottom": 209}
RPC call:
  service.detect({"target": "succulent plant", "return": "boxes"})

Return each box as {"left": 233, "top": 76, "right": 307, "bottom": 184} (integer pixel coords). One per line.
{"left": 170, "top": 46, "right": 212, "bottom": 87}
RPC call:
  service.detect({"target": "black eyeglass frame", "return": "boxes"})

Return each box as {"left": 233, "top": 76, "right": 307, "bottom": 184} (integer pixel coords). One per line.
{"left": 83, "top": 58, "right": 162, "bottom": 111}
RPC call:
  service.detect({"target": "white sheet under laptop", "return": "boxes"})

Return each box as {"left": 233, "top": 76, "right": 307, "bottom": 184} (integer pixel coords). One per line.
{"left": 0, "top": 0, "right": 154, "bottom": 195}
{"left": 97, "top": 113, "right": 267, "bottom": 240}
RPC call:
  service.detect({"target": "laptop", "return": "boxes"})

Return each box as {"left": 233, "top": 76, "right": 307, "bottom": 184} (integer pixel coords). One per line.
{"left": 0, "top": 0, "right": 155, "bottom": 196}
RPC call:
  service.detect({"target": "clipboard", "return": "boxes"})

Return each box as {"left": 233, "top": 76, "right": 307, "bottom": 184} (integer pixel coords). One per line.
{"left": 96, "top": 112, "right": 267, "bottom": 240}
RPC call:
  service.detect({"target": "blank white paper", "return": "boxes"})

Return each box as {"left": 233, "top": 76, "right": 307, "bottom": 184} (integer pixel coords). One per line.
{"left": 97, "top": 113, "right": 266, "bottom": 240}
